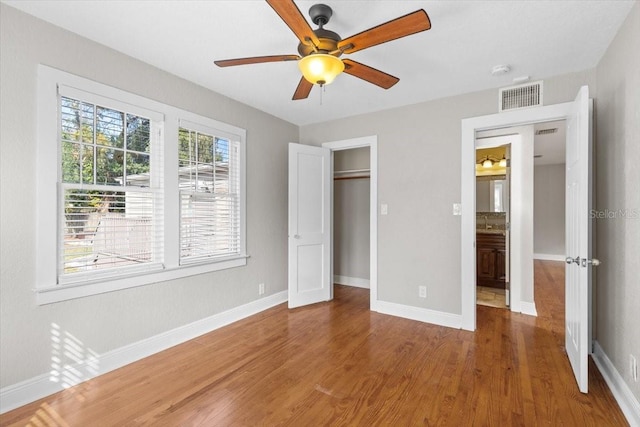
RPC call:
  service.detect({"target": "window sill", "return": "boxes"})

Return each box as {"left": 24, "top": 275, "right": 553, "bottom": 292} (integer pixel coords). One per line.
{"left": 34, "top": 255, "right": 249, "bottom": 305}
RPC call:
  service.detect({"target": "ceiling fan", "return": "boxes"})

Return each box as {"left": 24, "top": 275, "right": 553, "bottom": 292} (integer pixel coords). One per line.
{"left": 214, "top": 0, "right": 432, "bottom": 100}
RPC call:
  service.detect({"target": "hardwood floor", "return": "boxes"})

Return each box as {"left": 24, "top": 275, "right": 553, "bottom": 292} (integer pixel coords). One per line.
{"left": 1, "top": 261, "right": 627, "bottom": 426}
{"left": 477, "top": 285, "right": 507, "bottom": 309}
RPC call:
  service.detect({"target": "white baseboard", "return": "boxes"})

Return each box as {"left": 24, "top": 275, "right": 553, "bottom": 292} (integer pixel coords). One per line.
{"left": 374, "top": 300, "right": 462, "bottom": 329}
{"left": 533, "top": 253, "right": 566, "bottom": 262}
{"left": 333, "top": 275, "right": 370, "bottom": 289}
{"left": 0, "top": 291, "right": 288, "bottom": 414}
{"left": 592, "top": 341, "right": 640, "bottom": 427}
{"left": 520, "top": 301, "right": 538, "bottom": 317}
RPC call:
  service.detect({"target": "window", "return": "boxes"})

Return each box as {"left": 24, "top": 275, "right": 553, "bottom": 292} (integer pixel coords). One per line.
{"left": 178, "top": 124, "right": 241, "bottom": 263}
{"left": 36, "top": 66, "right": 246, "bottom": 304}
{"left": 59, "top": 96, "right": 163, "bottom": 283}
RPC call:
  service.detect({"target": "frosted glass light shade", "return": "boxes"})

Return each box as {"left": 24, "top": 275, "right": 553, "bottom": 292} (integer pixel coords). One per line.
{"left": 482, "top": 158, "right": 493, "bottom": 168}
{"left": 298, "top": 54, "right": 344, "bottom": 85}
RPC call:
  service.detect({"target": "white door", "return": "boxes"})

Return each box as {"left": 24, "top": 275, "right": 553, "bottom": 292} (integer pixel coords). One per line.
{"left": 288, "top": 143, "right": 332, "bottom": 308}
{"left": 565, "top": 85, "right": 594, "bottom": 393}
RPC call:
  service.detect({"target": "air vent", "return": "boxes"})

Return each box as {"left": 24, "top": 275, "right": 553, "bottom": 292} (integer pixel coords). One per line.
{"left": 535, "top": 128, "right": 558, "bottom": 135}
{"left": 499, "top": 81, "right": 543, "bottom": 112}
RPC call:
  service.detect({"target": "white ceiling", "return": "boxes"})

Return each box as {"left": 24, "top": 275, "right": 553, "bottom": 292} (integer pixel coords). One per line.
{"left": 4, "top": 0, "right": 635, "bottom": 126}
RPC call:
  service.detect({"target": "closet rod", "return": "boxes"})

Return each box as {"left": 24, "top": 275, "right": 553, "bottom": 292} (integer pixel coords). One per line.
{"left": 333, "top": 168, "right": 370, "bottom": 175}
{"left": 334, "top": 175, "right": 370, "bottom": 181}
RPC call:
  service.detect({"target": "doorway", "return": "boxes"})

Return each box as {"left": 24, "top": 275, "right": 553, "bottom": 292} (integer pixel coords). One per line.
{"left": 473, "top": 122, "right": 567, "bottom": 314}
{"left": 332, "top": 147, "right": 371, "bottom": 291}
{"left": 475, "top": 143, "right": 511, "bottom": 309}
{"left": 471, "top": 127, "right": 535, "bottom": 319}
{"left": 460, "top": 98, "right": 589, "bottom": 332}
{"left": 323, "top": 136, "right": 379, "bottom": 310}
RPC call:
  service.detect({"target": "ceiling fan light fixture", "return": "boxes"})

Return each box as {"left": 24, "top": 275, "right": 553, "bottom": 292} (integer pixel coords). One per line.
{"left": 298, "top": 53, "right": 344, "bottom": 86}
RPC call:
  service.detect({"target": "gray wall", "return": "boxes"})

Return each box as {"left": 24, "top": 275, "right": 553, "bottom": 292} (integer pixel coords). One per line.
{"left": 594, "top": 2, "right": 640, "bottom": 402}
{"left": 333, "top": 148, "right": 370, "bottom": 281}
{"left": 334, "top": 146, "right": 370, "bottom": 172}
{"left": 300, "top": 70, "right": 595, "bottom": 313}
{"left": 0, "top": 4, "right": 297, "bottom": 388}
{"left": 533, "top": 164, "right": 566, "bottom": 256}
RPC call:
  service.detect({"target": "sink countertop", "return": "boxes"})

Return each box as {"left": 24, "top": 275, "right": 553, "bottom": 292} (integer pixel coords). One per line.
{"left": 476, "top": 229, "right": 506, "bottom": 235}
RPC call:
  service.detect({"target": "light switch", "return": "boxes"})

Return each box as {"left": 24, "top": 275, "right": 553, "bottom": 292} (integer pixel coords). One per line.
{"left": 453, "top": 203, "right": 461, "bottom": 216}
{"left": 381, "top": 204, "right": 388, "bottom": 215}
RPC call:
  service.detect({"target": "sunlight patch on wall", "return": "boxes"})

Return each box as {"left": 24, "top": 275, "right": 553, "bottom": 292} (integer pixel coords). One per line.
{"left": 49, "top": 323, "right": 99, "bottom": 389}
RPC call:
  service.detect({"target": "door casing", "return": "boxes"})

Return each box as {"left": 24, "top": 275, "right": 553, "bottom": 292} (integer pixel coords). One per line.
{"left": 322, "top": 136, "right": 378, "bottom": 310}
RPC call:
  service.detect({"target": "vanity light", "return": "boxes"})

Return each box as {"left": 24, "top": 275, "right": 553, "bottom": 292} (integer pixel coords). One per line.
{"left": 482, "top": 157, "right": 493, "bottom": 168}
{"left": 499, "top": 155, "right": 507, "bottom": 167}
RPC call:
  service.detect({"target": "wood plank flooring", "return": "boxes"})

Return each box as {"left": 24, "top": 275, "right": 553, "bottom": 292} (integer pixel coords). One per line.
{"left": 1, "top": 261, "right": 627, "bottom": 426}
{"left": 477, "top": 285, "right": 507, "bottom": 309}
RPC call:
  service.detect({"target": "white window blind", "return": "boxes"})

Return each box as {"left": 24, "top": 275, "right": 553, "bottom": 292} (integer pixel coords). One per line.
{"left": 59, "top": 95, "right": 163, "bottom": 283}
{"left": 178, "top": 125, "right": 241, "bottom": 263}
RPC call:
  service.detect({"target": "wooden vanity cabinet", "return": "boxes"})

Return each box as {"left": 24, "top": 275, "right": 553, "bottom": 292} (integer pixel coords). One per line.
{"left": 476, "top": 233, "right": 506, "bottom": 289}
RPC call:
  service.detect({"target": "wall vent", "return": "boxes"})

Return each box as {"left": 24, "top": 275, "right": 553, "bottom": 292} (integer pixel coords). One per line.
{"left": 535, "top": 128, "right": 558, "bottom": 136}
{"left": 499, "top": 81, "right": 543, "bottom": 112}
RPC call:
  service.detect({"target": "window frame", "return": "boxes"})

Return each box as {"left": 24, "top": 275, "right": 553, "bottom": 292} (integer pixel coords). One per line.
{"left": 177, "top": 119, "right": 243, "bottom": 265}
{"left": 36, "top": 65, "right": 247, "bottom": 305}
{"left": 57, "top": 89, "right": 165, "bottom": 283}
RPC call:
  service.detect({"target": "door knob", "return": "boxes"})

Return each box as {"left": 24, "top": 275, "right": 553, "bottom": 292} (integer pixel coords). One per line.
{"left": 565, "top": 256, "right": 580, "bottom": 265}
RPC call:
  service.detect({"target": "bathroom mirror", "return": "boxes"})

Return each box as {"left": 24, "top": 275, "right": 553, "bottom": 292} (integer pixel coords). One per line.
{"left": 476, "top": 177, "right": 508, "bottom": 213}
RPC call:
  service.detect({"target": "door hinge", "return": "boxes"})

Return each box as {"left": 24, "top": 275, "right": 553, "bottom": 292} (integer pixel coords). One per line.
{"left": 581, "top": 258, "right": 601, "bottom": 267}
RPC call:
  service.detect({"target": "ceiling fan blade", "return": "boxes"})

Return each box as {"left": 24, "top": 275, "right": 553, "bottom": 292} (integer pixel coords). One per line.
{"left": 292, "top": 76, "right": 313, "bottom": 100}
{"left": 338, "top": 10, "right": 431, "bottom": 54}
{"left": 266, "top": 0, "right": 320, "bottom": 47}
{"left": 214, "top": 55, "right": 299, "bottom": 67}
{"left": 342, "top": 59, "right": 399, "bottom": 89}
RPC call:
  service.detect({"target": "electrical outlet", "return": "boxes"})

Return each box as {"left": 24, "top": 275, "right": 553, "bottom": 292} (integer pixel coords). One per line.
{"left": 258, "top": 283, "right": 265, "bottom": 295}
{"left": 631, "top": 354, "right": 638, "bottom": 382}
{"left": 418, "top": 286, "right": 427, "bottom": 298}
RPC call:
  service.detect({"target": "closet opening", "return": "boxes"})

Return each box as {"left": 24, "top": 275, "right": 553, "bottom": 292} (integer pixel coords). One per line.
{"left": 332, "top": 147, "right": 371, "bottom": 293}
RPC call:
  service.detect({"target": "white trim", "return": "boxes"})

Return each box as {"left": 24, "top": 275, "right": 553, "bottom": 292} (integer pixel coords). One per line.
{"left": 461, "top": 102, "right": 574, "bottom": 331}
{"left": 520, "top": 301, "right": 538, "bottom": 317}
{"left": 334, "top": 275, "right": 370, "bottom": 289}
{"left": 533, "top": 253, "right": 566, "bottom": 261}
{"left": 322, "top": 136, "right": 378, "bottom": 311}
{"left": 592, "top": 341, "right": 640, "bottom": 427}
{"left": 374, "top": 300, "right": 462, "bottom": 330}
{"left": 35, "top": 256, "right": 248, "bottom": 305}
{"left": 0, "top": 290, "right": 287, "bottom": 414}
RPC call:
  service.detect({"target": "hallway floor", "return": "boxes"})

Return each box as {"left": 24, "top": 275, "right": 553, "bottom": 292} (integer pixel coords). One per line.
{"left": 477, "top": 285, "right": 508, "bottom": 309}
